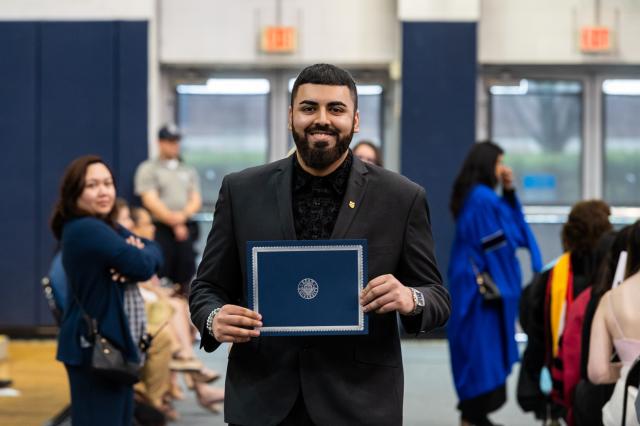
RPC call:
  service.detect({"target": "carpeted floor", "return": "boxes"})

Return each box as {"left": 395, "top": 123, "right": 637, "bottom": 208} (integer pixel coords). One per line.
{"left": 0, "top": 340, "right": 69, "bottom": 426}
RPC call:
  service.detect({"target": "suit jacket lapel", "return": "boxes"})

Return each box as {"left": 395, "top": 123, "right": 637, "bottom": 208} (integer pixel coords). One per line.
{"left": 275, "top": 157, "right": 297, "bottom": 240}
{"left": 330, "top": 156, "right": 369, "bottom": 239}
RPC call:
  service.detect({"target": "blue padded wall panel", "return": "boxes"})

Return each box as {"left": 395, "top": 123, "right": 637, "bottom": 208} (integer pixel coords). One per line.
{"left": 0, "top": 21, "right": 148, "bottom": 328}
{"left": 401, "top": 22, "right": 477, "bottom": 280}
{"left": 37, "top": 22, "right": 117, "bottom": 323}
{"left": 0, "top": 23, "right": 39, "bottom": 326}
{"left": 116, "top": 21, "right": 148, "bottom": 203}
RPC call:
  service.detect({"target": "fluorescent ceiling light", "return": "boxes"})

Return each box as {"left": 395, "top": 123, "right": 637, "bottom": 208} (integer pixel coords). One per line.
{"left": 357, "top": 85, "right": 383, "bottom": 96}
{"left": 287, "top": 78, "right": 383, "bottom": 96}
{"left": 603, "top": 79, "right": 640, "bottom": 95}
{"left": 490, "top": 79, "right": 529, "bottom": 95}
{"left": 177, "top": 78, "right": 270, "bottom": 95}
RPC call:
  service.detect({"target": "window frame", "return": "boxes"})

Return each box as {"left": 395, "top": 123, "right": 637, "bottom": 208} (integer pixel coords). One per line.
{"left": 598, "top": 74, "right": 640, "bottom": 208}
{"left": 481, "top": 64, "right": 640, "bottom": 224}
{"left": 485, "top": 71, "right": 588, "bottom": 207}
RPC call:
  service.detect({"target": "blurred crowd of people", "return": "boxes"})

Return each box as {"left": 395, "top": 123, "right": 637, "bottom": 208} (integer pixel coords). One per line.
{"left": 447, "top": 142, "right": 640, "bottom": 426}
{"left": 47, "top": 120, "right": 639, "bottom": 426}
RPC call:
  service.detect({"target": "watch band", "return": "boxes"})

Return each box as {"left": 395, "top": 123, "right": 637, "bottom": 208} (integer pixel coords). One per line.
{"left": 206, "top": 307, "right": 222, "bottom": 337}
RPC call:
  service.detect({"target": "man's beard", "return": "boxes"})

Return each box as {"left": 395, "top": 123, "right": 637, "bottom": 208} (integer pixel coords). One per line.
{"left": 292, "top": 123, "right": 354, "bottom": 170}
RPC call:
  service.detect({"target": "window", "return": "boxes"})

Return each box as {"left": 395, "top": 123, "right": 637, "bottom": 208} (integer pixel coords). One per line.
{"left": 177, "top": 78, "right": 270, "bottom": 208}
{"left": 353, "top": 84, "right": 384, "bottom": 146}
{"left": 603, "top": 79, "right": 640, "bottom": 206}
{"left": 490, "top": 79, "right": 583, "bottom": 205}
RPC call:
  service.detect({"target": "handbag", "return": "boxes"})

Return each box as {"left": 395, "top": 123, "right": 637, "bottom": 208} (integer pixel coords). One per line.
{"left": 70, "top": 285, "right": 142, "bottom": 385}
{"left": 469, "top": 257, "right": 501, "bottom": 302}
{"left": 87, "top": 318, "right": 141, "bottom": 385}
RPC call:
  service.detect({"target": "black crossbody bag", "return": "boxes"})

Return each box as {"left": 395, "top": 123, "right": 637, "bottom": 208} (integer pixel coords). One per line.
{"left": 86, "top": 316, "right": 142, "bottom": 385}
{"left": 469, "top": 257, "right": 502, "bottom": 302}
{"left": 69, "top": 285, "right": 143, "bottom": 385}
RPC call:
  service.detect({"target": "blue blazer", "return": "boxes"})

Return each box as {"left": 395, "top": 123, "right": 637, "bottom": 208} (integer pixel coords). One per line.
{"left": 56, "top": 217, "right": 162, "bottom": 366}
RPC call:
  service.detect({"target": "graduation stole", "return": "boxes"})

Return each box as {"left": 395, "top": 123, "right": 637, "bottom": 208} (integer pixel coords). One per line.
{"left": 545, "top": 252, "right": 574, "bottom": 358}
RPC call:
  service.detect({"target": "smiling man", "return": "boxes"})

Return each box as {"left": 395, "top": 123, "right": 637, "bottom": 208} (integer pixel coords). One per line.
{"left": 189, "top": 63, "right": 450, "bottom": 426}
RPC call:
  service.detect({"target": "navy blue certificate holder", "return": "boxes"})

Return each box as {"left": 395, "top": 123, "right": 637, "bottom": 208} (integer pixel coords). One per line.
{"left": 247, "top": 239, "right": 368, "bottom": 336}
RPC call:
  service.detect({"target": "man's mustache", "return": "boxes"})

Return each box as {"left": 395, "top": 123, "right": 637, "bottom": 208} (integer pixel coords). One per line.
{"left": 305, "top": 124, "right": 339, "bottom": 136}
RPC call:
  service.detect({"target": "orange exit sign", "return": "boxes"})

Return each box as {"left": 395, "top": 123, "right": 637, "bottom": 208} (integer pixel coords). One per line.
{"left": 580, "top": 26, "right": 612, "bottom": 53}
{"left": 261, "top": 26, "right": 297, "bottom": 53}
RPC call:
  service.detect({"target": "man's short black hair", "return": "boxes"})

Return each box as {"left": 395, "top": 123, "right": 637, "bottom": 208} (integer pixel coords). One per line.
{"left": 290, "top": 63, "right": 358, "bottom": 111}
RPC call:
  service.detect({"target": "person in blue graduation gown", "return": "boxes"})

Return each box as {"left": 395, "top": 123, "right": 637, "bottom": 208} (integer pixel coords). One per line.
{"left": 447, "top": 141, "right": 542, "bottom": 426}
{"left": 50, "top": 155, "right": 162, "bottom": 426}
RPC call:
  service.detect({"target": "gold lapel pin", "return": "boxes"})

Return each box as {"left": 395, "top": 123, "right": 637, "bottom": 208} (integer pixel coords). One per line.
{"left": 348, "top": 201, "right": 356, "bottom": 209}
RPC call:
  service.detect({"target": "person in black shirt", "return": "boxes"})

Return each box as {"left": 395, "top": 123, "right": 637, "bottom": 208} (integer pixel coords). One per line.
{"left": 189, "top": 64, "right": 450, "bottom": 426}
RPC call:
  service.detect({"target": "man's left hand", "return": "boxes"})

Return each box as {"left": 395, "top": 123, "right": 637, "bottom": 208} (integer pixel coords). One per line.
{"left": 173, "top": 223, "right": 189, "bottom": 241}
{"left": 360, "top": 274, "right": 415, "bottom": 315}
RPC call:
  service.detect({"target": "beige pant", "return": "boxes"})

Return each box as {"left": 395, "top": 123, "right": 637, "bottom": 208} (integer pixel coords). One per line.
{"left": 134, "top": 300, "right": 179, "bottom": 408}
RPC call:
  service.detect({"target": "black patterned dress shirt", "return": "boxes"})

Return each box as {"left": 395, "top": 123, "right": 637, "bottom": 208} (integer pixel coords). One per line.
{"left": 292, "top": 152, "right": 352, "bottom": 240}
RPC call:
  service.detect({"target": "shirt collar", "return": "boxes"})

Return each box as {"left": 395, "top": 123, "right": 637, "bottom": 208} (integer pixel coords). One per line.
{"left": 292, "top": 150, "right": 353, "bottom": 195}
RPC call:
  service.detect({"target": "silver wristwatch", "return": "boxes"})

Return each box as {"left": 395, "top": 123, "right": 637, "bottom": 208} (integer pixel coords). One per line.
{"left": 206, "top": 307, "right": 222, "bottom": 337}
{"left": 408, "top": 288, "right": 425, "bottom": 316}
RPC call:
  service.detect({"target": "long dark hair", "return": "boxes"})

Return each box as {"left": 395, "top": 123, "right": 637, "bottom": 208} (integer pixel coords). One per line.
{"left": 50, "top": 155, "right": 117, "bottom": 240}
{"left": 625, "top": 220, "right": 640, "bottom": 278}
{"left": 591, "top": 225, "right": 633, "bottom": 298}
{"left": 450, "top": 141, "right": 504, "bottom": 218}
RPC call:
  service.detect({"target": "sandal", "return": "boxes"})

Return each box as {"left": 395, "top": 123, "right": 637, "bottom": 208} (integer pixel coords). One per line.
{"left": 168, "top": 356, "right": 202, "bottom": 372}
{"left": 196, "top": 385, "right": 224, "bottom": 407}
{"left": 191, "top": 367, "right": 221, "bottom": 384}
{"left": 200, "top": 402, "right": 223, "bottom": 414}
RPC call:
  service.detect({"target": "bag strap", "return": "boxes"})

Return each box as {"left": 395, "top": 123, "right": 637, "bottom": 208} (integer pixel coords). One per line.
{"left": 150, "top": 320, "right": 169, "bottom": 339}
{"left": 65, "top": 272, "right": 99, "bottom": 338}
{"left": 469, "top": 256, "right": 482, "bottom": 276}
{"left": 608, "top": 292, "right": 626, "bottom": 340}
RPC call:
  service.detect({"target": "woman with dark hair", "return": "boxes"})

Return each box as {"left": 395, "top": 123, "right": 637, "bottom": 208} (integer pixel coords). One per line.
{"left": 448, "top": 141, "right": 542, "bottom": 426}
{"left": 352, "top": 140, "right": 383, "bottom": 167}
{"left": 588, "top": 221, "right": 640, "bottom": 426}
{"left": 52, "top": 155, "right": 162, "bottom": 425}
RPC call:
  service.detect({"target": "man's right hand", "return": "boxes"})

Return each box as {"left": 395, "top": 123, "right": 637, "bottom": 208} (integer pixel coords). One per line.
{"left": 212, "top": 305, "right": 262, "bottom": 343}
{"left": 500, "top": 166, "right": 514, "bottom": 191}
{"left": 173, "top": 223, "right": 189, "bottom": 241}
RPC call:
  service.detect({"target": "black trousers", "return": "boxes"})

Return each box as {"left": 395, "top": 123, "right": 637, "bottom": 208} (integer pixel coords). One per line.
{"left": 573, "top": 379, "right": 615, "bottom": 426}
{"left": 154, "top": 221, "right": 197, "bottom": 294}
{"left": 66, "top": 364, "right": 134, "bottom": 426}
{"left": 458, "top": 384, "right": 506, "bottom": 423}
{"left": 230, "top": 393, "right": 315, "bottom": 426}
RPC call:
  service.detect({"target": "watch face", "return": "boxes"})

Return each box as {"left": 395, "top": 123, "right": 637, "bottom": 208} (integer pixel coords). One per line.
{"left": 412, "top": 289, "right": 425, "bottom": 310}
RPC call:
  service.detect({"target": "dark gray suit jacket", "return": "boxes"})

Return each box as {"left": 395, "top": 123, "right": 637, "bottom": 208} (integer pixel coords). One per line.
{"left": 190, "top": 155, "right": 450, "bottom": 426}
